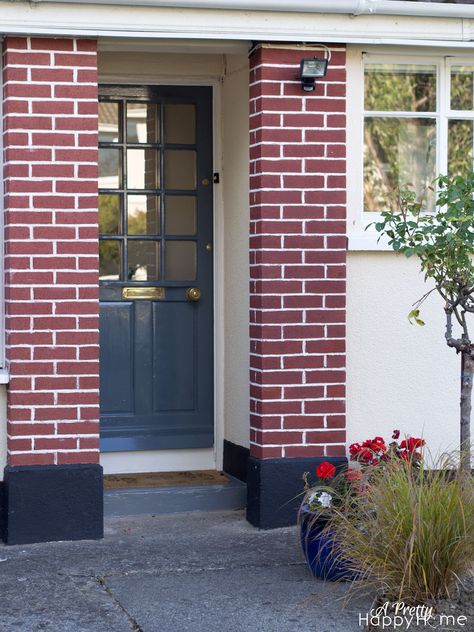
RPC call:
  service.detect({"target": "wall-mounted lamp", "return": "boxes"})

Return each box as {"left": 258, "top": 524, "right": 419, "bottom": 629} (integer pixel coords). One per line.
{"left": 298, "top": 47, "right": 331, "bottom": 92}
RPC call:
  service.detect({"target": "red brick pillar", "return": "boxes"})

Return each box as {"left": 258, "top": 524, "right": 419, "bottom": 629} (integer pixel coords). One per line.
{"left": 247, "top": 44, "right": 347, "bottom": 528}
{"left": 2, "top": 36, "right": 102, "bottom": 544}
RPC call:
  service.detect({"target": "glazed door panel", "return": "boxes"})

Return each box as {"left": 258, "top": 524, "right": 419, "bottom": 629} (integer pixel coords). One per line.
{"left": 98, "top": 86, "right": 214, "bottom": 452}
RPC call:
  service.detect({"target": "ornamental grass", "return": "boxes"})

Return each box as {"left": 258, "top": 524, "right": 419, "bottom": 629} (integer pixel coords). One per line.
{"left": 329, "top": 453, "right": 474, "bottom": 604}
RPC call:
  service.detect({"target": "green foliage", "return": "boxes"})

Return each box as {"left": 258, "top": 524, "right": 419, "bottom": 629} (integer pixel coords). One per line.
{"left": 328, "top": 455, "right": 474, "bottom": 603}
{"left": 372, "top": 174, "right": 474, "bottom": 326}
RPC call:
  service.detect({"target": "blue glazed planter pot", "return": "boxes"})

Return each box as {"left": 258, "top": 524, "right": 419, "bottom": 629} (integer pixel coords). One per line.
{"left": 300, "top": 506, "right": 358, "bottom": 582}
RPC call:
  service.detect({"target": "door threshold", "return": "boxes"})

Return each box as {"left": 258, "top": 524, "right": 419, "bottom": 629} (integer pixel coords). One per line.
{"left": 104, "top": 474, "right": 246, "bottom": 517}
{"left": 104, "top": 470, "right": 229, "bottom": 490}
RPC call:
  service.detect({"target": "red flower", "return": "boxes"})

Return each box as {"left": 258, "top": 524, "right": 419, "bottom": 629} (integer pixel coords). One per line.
{"left": 346, "top": 469, "right": 362, "bottom": 482}
{"left": 399, "top": 437, "right": 425, "bottom": 452}
{"left": 316, "top": 461, "right": 336, "bottom": 479}
{"left": 349, "top": 442, "right": 362, "bottom": 456}
{"left": 362, "top": 436, "right": 387, "bottom": 452}
{"left": 392, "top": 429, "right": 400, "bottom": 440}
{"left": 358, "top": 448, "right": 374, "bottom": 463}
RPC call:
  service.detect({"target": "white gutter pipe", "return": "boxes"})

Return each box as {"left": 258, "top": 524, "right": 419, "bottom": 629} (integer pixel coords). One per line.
{"left": 21, "top": 0, "right": 474, "bottom": 20}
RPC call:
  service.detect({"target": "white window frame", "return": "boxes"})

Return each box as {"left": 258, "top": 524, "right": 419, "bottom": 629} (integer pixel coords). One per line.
{"left": 347, "top": 45, "right": 474, "bottom": 251}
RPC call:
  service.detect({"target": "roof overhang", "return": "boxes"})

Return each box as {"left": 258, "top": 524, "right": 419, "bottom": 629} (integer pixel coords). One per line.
{"left": 3, "top": 0, "right": 474, "bottom": 48}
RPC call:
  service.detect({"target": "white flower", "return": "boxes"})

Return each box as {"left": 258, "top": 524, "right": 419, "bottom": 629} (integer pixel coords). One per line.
{"left": 308, "top": 491, "right": 333, "bottom": 508}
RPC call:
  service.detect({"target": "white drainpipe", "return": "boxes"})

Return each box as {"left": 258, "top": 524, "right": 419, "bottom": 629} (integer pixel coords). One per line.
{"left": 23, "top": 0, "right": 474, "bottom": 19}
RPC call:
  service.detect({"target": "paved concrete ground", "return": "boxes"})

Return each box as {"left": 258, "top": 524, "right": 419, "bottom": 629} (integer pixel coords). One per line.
{"left": 0, "top": 510, "right": 373, "bottom": 632}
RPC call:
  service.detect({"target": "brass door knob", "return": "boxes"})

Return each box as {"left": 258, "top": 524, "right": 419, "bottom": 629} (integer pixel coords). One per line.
{"left": 186, "top": 287, "right": 202, "bottom": 302}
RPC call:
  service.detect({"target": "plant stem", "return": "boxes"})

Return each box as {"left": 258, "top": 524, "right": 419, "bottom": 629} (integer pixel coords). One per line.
{"left": 460, "top": 349, "right": 473, "bottom": 473}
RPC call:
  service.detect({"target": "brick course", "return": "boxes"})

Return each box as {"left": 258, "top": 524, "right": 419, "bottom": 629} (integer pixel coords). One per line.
{"left": 249, "top": 45, "right": 347, "bottom": 460}
{"left": 2, "top": 36, "right": 100, "bottom": 467}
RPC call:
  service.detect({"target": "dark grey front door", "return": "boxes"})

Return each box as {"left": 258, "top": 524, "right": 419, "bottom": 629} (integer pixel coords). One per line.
{"left": 98, "top": 85, "right": 214, "bottom": 452}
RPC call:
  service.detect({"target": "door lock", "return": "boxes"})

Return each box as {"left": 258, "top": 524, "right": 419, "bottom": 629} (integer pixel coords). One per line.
{"left": 186, "top": 287, "right": 202, "bottom": 302}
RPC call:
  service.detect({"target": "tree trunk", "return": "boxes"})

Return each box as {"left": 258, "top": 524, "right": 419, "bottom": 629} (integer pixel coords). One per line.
{"left": 460, "top": 351, "right": 473, "bottom": 473}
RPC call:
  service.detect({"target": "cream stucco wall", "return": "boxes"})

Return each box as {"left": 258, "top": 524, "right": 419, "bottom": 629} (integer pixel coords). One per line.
{"left": 222, "top": 55, "right": 250, "bottom": 449}
{"left": 346, "top": 252, "right": 460, "bottom": 459}
{"left": 97, "top": 49, "right": 250, "bottom": 473}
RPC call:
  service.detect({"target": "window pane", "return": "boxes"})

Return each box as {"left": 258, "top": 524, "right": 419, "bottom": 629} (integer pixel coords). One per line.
{"left": 165, "top": 196, "right": 196, "bottom": 235}
{"left": 99, "top": 148, "right": 121, "bottom": 189}
{"left": 164, "top": 104, "right": 196, "bottom": 144}
{"left": 127, "top": 149, "right": 160, "bottom": 190}
{"left": 99, "top": 240, "right": 121, "bottom": 280}
{"left": 365, "top": 64, "right": 437, "bottom": 112}
{"left": 127, "top": 103, "right": 160, "bottom": 144}
{"left": 128, "top": 240, "right": 160, "bottom": 281}
{"left": 127, "top": 195, "right": 160, "bottom": 235}
{"left": 164, "top": 150, "right": 196, "bottom": 190}
{"left": 99, "top": 102, "right": 120, "bottom": 143}
{"left": 448, "top": 120, "right": 474, "bottom": 179}
{"left": 364, "top": 117, "right": 436, "bottom": 212}
{"left": 451, "top": 66, "right": 474, "bottom": 111}
{"left": 99, "top": 194, "right": 121, "bottom": 235}
{"left": 165, "top": 241, "right": 196, "bottom": 281}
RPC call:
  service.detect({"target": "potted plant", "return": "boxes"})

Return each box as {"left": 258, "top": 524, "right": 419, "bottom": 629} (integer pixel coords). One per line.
{"left": 299, "top": 431, "right": 426, "bottom": 581}
{"left": 327, "top": 450, "right": 474, "bottom": 611}
{"left": 299, "top": 460, "right": 360, "bottom": 581}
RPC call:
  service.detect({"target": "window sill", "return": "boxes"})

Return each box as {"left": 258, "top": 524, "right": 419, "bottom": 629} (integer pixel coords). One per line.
{"left": 0, "top": 369, "right": 10, "bottom": 384}
{"left": 347, "top": 232, "right": 392, "bottom": 252}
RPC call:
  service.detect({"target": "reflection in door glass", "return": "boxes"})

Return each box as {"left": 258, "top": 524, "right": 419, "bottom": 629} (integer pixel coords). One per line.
{"left": 127, "top": 195, "right": 160, "bottom": 235}
{"left": 165, "top": 241, "right": 196, "bottom": 280}
{"left": 165, "top": 196, "right": 196, "bottom": 235}
{"left": 128, "top": 240, "right": 160, "bottom": 281}
{"left": 99, "top": 240, "right": 121, "bottom": 280}
{"left": 99, "top": 194, "right": 121, "bottom": 235}
{"left": 99, "top": 102, "right": 120, "bottom": 143}
{"left": 164, "top": 104, "right": 196, "bottom": 144}
{"left": 164, "top": 150, "right": 196, "bottom": 190}
{"left": 99, "top": 148, "right": 121, "bottom": 189}
{"left": 127, "top": 149, "right": 160, "bottom": 190}
{"left": 127, "top": 103, "right": 160, "bottom": 144}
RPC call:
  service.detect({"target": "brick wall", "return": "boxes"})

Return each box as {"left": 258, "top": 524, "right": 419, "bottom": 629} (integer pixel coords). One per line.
{"left": 249, "top": 45, "right": 347, "bottom": 460}
{"left": 2, "top": 36, "right": 100, "bottom": 467}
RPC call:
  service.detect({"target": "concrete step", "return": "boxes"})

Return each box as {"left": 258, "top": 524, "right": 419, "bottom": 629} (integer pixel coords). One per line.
{"left": 104, "top": 475, "right": 246, "bottom": 517}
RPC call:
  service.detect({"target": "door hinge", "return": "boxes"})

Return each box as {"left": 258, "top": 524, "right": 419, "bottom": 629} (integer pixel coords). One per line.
{"left": 213, "top": 172, "right": 220, "bottom": 184}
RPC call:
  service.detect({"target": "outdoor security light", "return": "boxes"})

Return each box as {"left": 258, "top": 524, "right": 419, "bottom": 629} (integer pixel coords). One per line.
{"left": 299, "top": 57, "right": 329, "bottom": 92}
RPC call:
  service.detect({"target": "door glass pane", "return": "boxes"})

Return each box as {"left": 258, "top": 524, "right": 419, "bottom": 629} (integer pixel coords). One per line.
{"left": 164, "top": 150, "right": 196, "bottom": 190}
{"left": 365, "top": 64, "right": 437, "bottom": 112}
{"left": 449, "top": 120, "right": 474, "bottom": 179}
{"left": 127, "top": 195, "right": 160, "bottom": 235}
{"left": 127, "top": 149, "right": 160, "bottom": 190}
{"left": 99, "top": 240, "right": 121, "bottom": 280}
{"left": 99, "top": 194, "right": 121, "bottom": 235}
{"left": 164, "top": 104, "right": 196, "bottom": 144}
{"left": 99, "top": 102, "right": 120, "bottom": 143}
{"left": 165, "top": 196, "right": 196, "bottom": 235}
{"left": 364, "top": 117, "right": 436, "bottom": 212}
{"left": 127, "top": 103, "right": 160, "bottom": 143}
{"left": 451, "top": 66, "right": 474, "bottom": 110}
{"left": 165, "top": 241, "right": 196, "bottom": 280}
{"left": 99, "top": 148, "right": 121, "bottom": 189}
{"left": 128, "top": 240, "right": 160, "bottom": 281}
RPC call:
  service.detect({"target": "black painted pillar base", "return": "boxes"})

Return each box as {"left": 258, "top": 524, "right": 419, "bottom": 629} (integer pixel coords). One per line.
{"left": 246, "top": 455, "right": 347, "bottom": 529}
{"left": 2, "top": 464, "right": 104, "bottom": 545}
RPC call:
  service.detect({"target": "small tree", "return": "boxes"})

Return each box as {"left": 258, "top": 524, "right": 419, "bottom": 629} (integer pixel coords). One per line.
{"left": 373, "top": 174, "right": 474, "bottom": 472}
